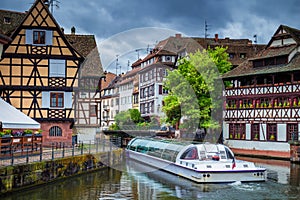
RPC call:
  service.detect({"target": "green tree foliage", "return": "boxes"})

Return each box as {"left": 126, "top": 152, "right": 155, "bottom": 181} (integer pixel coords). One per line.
{"left": 162, "top": 94, "right": 181, "bottom": 126}
{"left": 110, "top": 109, "right": 143, "bottom": 130}
{"left": 163, "top": 47, "right": 232, "bottom": 132}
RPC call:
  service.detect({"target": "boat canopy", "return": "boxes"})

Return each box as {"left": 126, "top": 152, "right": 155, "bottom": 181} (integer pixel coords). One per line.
{"left": 127, "top": 137, "right": 235, "bottom": 162}
{"left": 127, "top": 137, "right": 195, "bottom": 162}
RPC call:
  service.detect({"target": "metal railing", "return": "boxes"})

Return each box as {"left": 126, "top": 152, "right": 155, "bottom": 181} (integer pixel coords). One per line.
{"left": 0, "top": 138, "right": 122, "bottom": 167}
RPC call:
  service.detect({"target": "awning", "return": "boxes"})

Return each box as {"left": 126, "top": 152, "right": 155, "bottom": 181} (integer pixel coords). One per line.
{"left": 0, "top": 98, "right": 40, "bottom": 129}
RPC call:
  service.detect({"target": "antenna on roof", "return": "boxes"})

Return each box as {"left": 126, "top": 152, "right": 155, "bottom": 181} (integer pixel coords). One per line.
{"left": 136, "top": 49, "right": 140, "bottom": 59}
{"left": 44, "top": 0, "right": 60, "bottom": 14}
{"left": 127, "top": 60, "right": 130, "bottom": 71}
{"left": 253, "top": 34, "right": 257, "bottom": 44}
{"left": 115, "top": 55, "right": 119, "bottom": 75}
{"left": 205, "top": 20, "right": 211, "bottom": 38}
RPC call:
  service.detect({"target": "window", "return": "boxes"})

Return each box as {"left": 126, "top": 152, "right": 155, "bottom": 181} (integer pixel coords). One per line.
{"left": 90, "top": 105, "right": 97, "bottom": 117}
{"left": 49, "top": 126, "right": 62, "bottom": 137}
{"left": 33, "top": 30, "right": 46, "bottom": 44}
{"left": 49, "top": 59, "right": 65, "bottom": 77}
{"left": 229, "top": 53, "right": 235, "bottom": 59}
{"left": 4, "top": 17, "right": 11, "bottom": 24}
{"left": 229, "top": 123, "right": 245, "bottom": 140}
{"left": 50, "top": 92, "right": 64, "bottom": 108}
{"left": 159, "top": 85, "right": 163, "bottom": 95}
{"left": 287, "top": 124, "right": 298, "bottom": 141}
{"left": 267, "top": 124, "right": 277, "bottom": 141}
{"left": 251, "top": 124, "right": 260, "bottom": 140}
{"left": 180, "top": 147, "right": 199, "bottom": 160}
{"left": 240, "top": 53, "right": 246, "bottom": 58}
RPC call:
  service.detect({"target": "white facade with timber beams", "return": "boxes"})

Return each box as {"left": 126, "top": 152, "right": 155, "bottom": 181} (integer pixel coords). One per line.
{"left": 222, "top": 25, "right": 300, "bottom": 159}
{"left": 0, "top": 0, "right": 84, "bottom": 146}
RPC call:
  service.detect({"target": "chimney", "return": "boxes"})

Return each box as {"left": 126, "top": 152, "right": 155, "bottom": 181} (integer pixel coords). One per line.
{"left": 214, "top": 34, "right": 219, "bottom": 42}
{"left": 61, "top": 27, "right": 64, "bottom": 33}
{"left": 43, "top": 0, "right": 50, "bottom": 9}
{"left": 175, "top": 33, "right": 182, "bottom": 38}
{"left": 71, "top": 26, "right": 76, "bottom": 35}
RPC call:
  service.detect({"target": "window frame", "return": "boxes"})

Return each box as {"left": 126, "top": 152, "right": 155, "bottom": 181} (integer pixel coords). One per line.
{"left": 50, "top": 92, "right": 64, "bottom": 108}
{"left": 33, "top": 30, "right": 46, "bottom": 44}
{"left": 90, "top": 105, "right": 98, "bottom": 117}
{"left": 49, "top": 126, "right": 62, "bottom": 137}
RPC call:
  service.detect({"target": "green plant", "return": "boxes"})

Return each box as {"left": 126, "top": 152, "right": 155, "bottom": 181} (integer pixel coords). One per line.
{"left": 24, "top": 129, "right": 33, "bottom": 135}
{"left": 0, "top": 132, "right": 4, "bottom": 137}
{"left": 4, "top": 129, "right": 12, "bottom": 135}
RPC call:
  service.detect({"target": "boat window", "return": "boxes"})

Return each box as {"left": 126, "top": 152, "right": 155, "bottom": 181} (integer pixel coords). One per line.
{"left": 225, "top": 147, "right": 234, "bottom": 159}
{"left": 180, "top": 147, "right": 199, "bottom": 160}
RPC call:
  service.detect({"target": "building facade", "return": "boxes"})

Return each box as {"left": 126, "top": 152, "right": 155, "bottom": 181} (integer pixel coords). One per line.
{"left": 222, "top": 25, "right": 300, "bottom": 159}
{"left": 0, "top": 0, "right": 103, "bottom": 145}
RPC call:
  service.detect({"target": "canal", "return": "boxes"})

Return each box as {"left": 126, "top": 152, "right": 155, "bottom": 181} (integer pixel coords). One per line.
{"left": 1, "top": 157, "right": 300, "bottom": 200}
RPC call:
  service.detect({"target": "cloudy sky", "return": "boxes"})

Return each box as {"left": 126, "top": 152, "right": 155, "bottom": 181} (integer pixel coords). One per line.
{"left": 1, "top": 0, "right": 300, "bottom": 73}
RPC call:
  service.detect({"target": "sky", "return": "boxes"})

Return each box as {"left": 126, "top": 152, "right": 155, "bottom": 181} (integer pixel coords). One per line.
{"left": 1, "top": 0, "right": 300, "bottom": 73}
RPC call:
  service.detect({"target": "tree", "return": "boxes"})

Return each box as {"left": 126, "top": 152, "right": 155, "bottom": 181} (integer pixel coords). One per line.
{"left": 163, "top": 47, "right": 232, "bottom": 137}
{"left": 111, "top": 109, "right": 143, "bottom": 130}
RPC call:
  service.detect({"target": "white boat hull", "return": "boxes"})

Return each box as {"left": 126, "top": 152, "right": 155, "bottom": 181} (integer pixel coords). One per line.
{"left": 127, "top": 150, "right": 266, "bottom": 183}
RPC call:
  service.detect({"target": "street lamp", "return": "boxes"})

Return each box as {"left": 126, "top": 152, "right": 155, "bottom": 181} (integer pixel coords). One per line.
{"left": 99, "top": 71, "right": 107, "bottom": 130}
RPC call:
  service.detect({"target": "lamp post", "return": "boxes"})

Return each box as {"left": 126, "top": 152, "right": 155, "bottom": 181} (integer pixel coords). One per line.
{"left": 99, "top": 71, "right": 107, "bottom": 130}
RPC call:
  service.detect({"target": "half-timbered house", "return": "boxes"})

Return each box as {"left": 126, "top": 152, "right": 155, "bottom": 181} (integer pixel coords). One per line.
{"left": 222, "top": 25, "right": 300, "bottom": 159}
{"left": 66, "top": 30, "right": 105, "bottom": 143}
{"left": 0, "top": 0, "right": 85, "bottom": 146}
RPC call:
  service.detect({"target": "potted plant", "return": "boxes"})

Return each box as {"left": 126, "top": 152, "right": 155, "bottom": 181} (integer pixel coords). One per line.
{"left": 23, "top": 129, "right": 33, "bottom": 136}
{"left": 34, "top": 129, "right": 42, "bottom": 136}
{"left": 270, "top": 134, "right": 275, "bottom": 141}
{"left": 2, "top": 130, "right": 12, "bottom": 138}
{"left": 254, "top": 133, "right": 259, "bottom": 140}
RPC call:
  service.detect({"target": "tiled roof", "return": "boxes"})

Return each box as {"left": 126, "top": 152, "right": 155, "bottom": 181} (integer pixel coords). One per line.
{"left": 101, "top": 72, "right": 117, "bottom": 90}
{"left": 0, "top": 10, "right": 25, "bottom": 36}
{"left": 222, "top": 53, "right": 300, "bottom": 79}
{"left": 222, "top": 25, "right": 300, "bottom": 79}
{"left": 67, "top": 34, "right": 103, "bottom": 77}
{"left": 250, "top": 44, "right": 296, "bottom": 60}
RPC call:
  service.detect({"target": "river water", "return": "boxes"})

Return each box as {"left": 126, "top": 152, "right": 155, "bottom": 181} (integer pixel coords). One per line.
{"left": 2, "top": 157, "right": 300, "bottom": 200}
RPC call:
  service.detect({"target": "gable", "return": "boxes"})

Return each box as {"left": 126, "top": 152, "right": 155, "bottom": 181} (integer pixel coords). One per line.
{"left": 268, "top": 25, "right": 299, "bottom": 48}
{"left": 4, "top": 0, "right": 83, "bottom": 59}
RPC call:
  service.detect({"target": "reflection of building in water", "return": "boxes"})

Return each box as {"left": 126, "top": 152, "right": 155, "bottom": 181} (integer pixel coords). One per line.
{"left": 290, "top": 164, "right": 300, "bottom": 186}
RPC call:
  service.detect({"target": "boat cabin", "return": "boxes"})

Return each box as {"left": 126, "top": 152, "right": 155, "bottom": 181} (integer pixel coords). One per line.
{"left": 127, "top": 137, "right": 235, "bottom": 163}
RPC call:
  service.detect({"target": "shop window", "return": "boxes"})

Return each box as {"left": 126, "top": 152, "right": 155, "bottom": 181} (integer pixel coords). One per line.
{"left": 49, "top": 126, "right": 62, "bottom": 137}
{"left": 229, "top": 123, "right": 245, "bottom": 140}
{"left": 287, "top": 124, "right": 298, "bottom": 141}
{"left": 251, "top": 124, "right": 260, "bottom": 140}
{"left": 267, "top": 124, "right": 277, "bottom": 141}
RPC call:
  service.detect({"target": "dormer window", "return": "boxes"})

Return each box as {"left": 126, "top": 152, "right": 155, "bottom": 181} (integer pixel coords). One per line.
{"left": 4, "top": 17, "right": 11, "bottom": 24}
{"left": 229, "top": 53, "right": 235, "bottom": 59}
{"left": 33, "top": 30, "right": 46, "bottom": 44}
{"left": 240, "top": 53, "right": 246, "bottom": 58}
{"left": 253, "top": 55, "right": 288, "bottom": 68}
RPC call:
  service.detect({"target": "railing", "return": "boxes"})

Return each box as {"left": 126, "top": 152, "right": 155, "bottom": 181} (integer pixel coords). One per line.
{"left": 225, "top": 83, "right": 300, "bottom": 97}
{"left": 0, "top": 138, "right": 121, "bottom": 167}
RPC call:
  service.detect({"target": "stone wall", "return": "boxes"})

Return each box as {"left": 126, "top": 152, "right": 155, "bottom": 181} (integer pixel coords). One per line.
{"left": 0, "top": 149, "right": 123, "bottom": 195}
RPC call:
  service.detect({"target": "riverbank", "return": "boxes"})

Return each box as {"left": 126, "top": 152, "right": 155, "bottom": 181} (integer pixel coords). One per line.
{"left": 0, "top": 149, "right": 123, "bottom": 195}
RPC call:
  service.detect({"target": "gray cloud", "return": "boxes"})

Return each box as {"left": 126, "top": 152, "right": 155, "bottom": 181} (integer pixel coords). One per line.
{"left": 2, "top": 0, "right": 300, "bottom": 72}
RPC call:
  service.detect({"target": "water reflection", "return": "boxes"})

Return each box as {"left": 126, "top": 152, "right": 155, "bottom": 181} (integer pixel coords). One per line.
{"left": 1, "top": 157, "right": 300, "bottom": 200}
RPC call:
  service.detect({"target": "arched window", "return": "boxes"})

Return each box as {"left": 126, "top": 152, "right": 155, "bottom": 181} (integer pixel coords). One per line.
{"left": 49, "top": 126, "right": 62, "bottom": 137}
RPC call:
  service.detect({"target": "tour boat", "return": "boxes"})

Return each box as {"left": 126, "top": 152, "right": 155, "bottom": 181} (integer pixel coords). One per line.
{"left": 126, "top": 137, "right": 266, "bottom": 183}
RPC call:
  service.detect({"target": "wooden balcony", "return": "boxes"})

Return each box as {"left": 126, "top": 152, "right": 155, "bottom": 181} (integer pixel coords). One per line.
{"left": 224, "top": 107, "right": 300, "bottom": 121}
{"left": 224, "top": 82, "right": 300, "bottom": 97}
{"left": 0, "top": 135, "right": 42, "bottom": 157}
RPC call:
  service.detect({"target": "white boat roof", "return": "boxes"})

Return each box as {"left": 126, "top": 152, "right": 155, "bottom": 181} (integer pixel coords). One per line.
{"left": 0, "top": 98, "right": 40, "bottom": 129}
